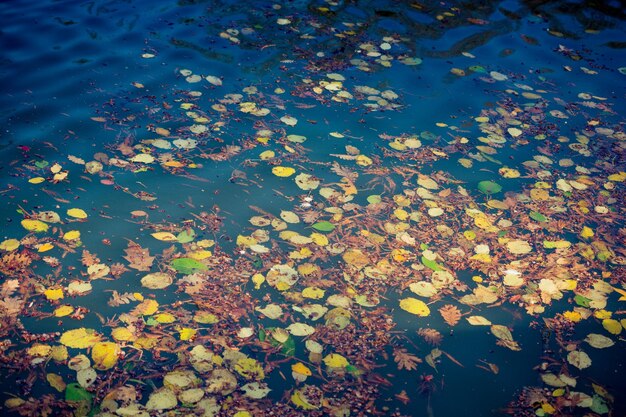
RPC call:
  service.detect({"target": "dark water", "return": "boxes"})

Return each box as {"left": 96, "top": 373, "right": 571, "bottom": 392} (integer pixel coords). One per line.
{"left": 1, "top": 1, "right": 625, "bottom": 416}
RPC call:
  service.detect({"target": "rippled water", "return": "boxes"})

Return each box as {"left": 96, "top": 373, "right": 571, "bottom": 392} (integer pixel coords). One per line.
{"left": 1, "top": 1, "right": 625, "bottom": 416}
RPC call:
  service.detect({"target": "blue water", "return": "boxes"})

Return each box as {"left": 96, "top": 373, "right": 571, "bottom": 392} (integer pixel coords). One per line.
{"left": 1, "top": 1, "right": 625, "bottom": 416}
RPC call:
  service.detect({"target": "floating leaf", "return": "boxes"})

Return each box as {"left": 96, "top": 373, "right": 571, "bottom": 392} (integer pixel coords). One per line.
{"left": 44, "top": 288, "right": 64, "bottom": 301}
{"left": 179, "top": 328, "right": 197, "bottom": 341}
{"left": 63, "top": 230, "right": 81, "bottom": 241}
{"left": 529, "top": 211, "right": 547, "bottom": 222}
{"left": 91, "top": 342, "right": 119, "bottom": 370}
{"left": 47, "top": 373, "right": 66, "bottom": 392}
{"left": 466, "top": 316, "right": 492, "bottom": 326}
{"left": 311, "top": 221, "right": 335, "bottom": 232}
{"left": 177, "top": 229, "right": 196, "bottom": 243}
{"left": 141, "top": 272, "right": 173, "bottom": 289}
{"left": 21, "top": 219, "right": 49, "bottom": 233}
{"left": 0, "top": 239, "right": 20, "bottom": 251}
{"left": 477, "top": 180, "right": 502, "bottom": 195}
{"left": 584, "top": 333, "right": 615, "bottom": 349}
{"left": 146, "top": 388, "right": 177, "bottom": 411}
{"left": 60, "top": 328, "right": 101, "bottom": 349}
{"left": 54, "top": 305, "right": 74, "bottom": 317}
{"left": 602, "top": 319, "right": 622, "bottom": 335}
{"left": 65, "top": 382, "right": 93, "bottom": 403}
{"left": 272, "top": 166, "right": 296, "bottom": 177}
{"left": 399, "top": 297, "right": 430, "bottom": 316}
{"left": 506, "top": 240, "right": 533, "bottom": 254}
{"left": 151, "top": 232, "right": 178, "bottom": 241}
{"left": 323, "top": 353, "right": 349, "bottom": 368}
{"left": 67, "top": 208, "right": 88, "bottom": 219}
{"left": 567, "top": 350, "right": 591, "bottom": 370}
{"left": 170, "top": 258, "right": 208, "bottom": 274}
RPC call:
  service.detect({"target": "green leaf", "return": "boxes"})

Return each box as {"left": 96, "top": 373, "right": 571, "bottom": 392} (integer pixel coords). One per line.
{"left": 65, "top": 383, "right": 93, "bottom": 403}
{"left": 477, "top": 180, "right": 502, "bottom": 195}
{"left": 590, "top": 395, "right": 609, "bottom": 414}
{"left": 366, "top": 195, "right": 382, "bottom": 204}
{"left": 176, "top": 229, "right": 196, "bottom": 243}
{"left": 311, "top": 221, "right": 335, "bottom": 232}
{"left": 574, "top": 294, "right": 591, "bottom": 308}
{"left": 35, "top": 160, "right": 49, "bottom": 169}
{"left": 421, "top": 256, "right": 444, "bottom": 272}
{"left": 280, "top": 336, "right": 296, "bottom": 356}
{"left": 170, "top": 257, "right": 208, "bottom": 274}
{"left": 529, "top": 211, "right": 547, "bottom": 222}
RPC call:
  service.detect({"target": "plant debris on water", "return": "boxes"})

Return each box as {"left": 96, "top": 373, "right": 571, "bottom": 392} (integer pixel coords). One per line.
{"left": 0, "top": 1, "right": 625, "bottom": 416}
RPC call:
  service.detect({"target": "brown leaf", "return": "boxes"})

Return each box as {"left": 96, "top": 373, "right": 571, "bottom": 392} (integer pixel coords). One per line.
{"left": 107, "top": 291, "right": 136, "bottom": 307}
{"left": 123, "top": 242, "right": 154, "bottom": 271}
{"left": 81, "top": 250, "right": 100, "bottom": 267}
{"left": 417, "top": 328, "right": 442, "bottom": 346}
{"left": 0, "top": 279, "right": 20, "bottom": 298}
{"left": 109, "top": 263, "right": 129, "bottom": 277}
{"left": 393, "top": 348, "right": 422, "bottom": 371}
{"left": 0, "top": 297, "right": 24, "bottom": 317}
{"left": 439, "top": 304, "right": 462, "bottom": 327}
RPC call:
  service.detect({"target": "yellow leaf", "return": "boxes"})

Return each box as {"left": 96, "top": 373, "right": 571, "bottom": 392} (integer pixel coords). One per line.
{"left": 251, "top": 273, "right": 265, "bottom": 290}
{"left": 355, "top": 154, "right": 372, "bottom": 166}
{"left": 0, "top": 239, "right": 20, "bottom": 251}
{"left": 63, "top": 230, "right": 81, "bottom": 241}
{"left": 259, "top": 150, "right": 275, "bottom": 160}
{"left": 291, "top": 362, "right": 312, "bottom": 376}
{"left": 272, "top": 166, "right": 296, "bottom": 177}
{"left": 593, "top": 310, "right": 611, "bottom": 320}
{"left": 474, "top": 214, "right": 492, "bottom": 229}
{"left": 602, "top": 318, "right": 622, "bottom": 335}
{"left": 111, "top": 327, "right": 136, "bottom": 341}
{"left": 67, "top": 208, "right": 88, "bottom": 219}
{"left": 154, "top": 313, "right": 176, "bottom": 324}
{"left": 29, "top": 177, "right": 46, "bottom": 184}
{"left": 607, "top": 172, "right": 626, "bottom": 182}
{"left": 302, "top": 287, "right": 325, "bottom": 299}
{"left": 499, "top": 167, "right": 520, "bottom": 178}
{"left": 399, "top": 297, "right": 430, "bottom": 316}
{"left": 54, "top": 305, "right": 74, "bottom": 317}
{"left": 59, "top": 328, "right": 102, "bottom": 348}
{"left": 310, "top": 232, "right": 328, "bottom": 246}
{"left": 28, "top": 344, "right": 52, "bottom": 357}
{"left": 394, "top": 208, "right": 409, "bottom": 221}
{"left": 134, "top": 336, "right": 159, "bottom": 350}
{"left": 38, "top": 242, "right": 54, "bottom": 252}
{"left": 44, "top": 288, "right": 64, "bottom": 301}
{"left": 323, "top": 353, "right": 349, "bottom": 368}
{"left": 391, "top": 248, "right": 410, "bottom": 262}
{"left": 151, "top": 232, "right": 178, "bottom": 241}
{"left": 163, "top": 160, "right": 184, "bottom": 168}
{"left": 541, "top": 402, "right": 556, "bottom": 414}
{"left": 179, "top": 327, "right": 197, "bottom": 341}
{"left": 133, "top": 292, "right": 144, "bottom": 301}
{"left": 21, "top": 219, "right": 49, "bottom": 233}
{"left": 92, "top": 342, "right": 120, "bottom": 370}
{"left": 234, "top": 358, "right": 265, "bottom": 380}
{"left": 563, "top": 311, "right": 582, "bottom": 322}
{"left": 46, "top": 373, "right": 66, "bottom": 392}
{"left": 580, "top": 226, "right": 594, "bottom": 239}
{"left": 236, "top": 235, "right": 258, "bottom": 246}
{"left": 50, "top": 346, "right": 68, "bottom": 361}
{"left": 188, "top": 250, "right": 212, "bottom": 260}
{"left": 133, "top": 299, "right": 159, "bottom": 316}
